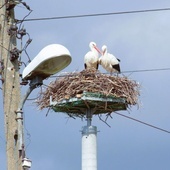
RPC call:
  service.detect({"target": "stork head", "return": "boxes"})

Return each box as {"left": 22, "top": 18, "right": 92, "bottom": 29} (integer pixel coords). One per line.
{"left": 102, "top": 45, "right": 107, "bottom": 55}
{"left": 89, "top": 42, "right": 102, "bottom": 54}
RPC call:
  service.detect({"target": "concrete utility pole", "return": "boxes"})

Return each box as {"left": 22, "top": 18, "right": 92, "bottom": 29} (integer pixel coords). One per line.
{"left": 0, "top": 0, "right": 22, "bottom": 169}
{"left": 82, "top": 109, "right": 97, "bottom": 170}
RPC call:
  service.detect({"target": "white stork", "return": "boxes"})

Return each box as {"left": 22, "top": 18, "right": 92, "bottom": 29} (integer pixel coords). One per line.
{"left": 99, "top": 45, "right": 121, "bottom": 74}
{"left": 84, "top": 42, "right": 101, "bottom": 69}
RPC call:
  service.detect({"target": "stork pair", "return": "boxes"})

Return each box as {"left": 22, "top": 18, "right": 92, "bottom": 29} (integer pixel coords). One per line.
{"left": 84, "top": 42, "right": 121, "bottom": 74}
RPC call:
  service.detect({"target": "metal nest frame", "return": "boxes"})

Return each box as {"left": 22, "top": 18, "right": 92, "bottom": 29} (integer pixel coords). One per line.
{"left": 50, "top": 91, "right": 127, "bottom": 117}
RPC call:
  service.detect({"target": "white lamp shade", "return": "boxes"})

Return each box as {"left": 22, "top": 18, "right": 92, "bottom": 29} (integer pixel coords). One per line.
{"left": 22, "top": 44, "right": 72, "bottom": 80}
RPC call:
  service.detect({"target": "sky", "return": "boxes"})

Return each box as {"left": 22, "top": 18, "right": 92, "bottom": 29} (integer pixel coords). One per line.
{"left": 1, "top": 0, "right": 170, "bottom": 169}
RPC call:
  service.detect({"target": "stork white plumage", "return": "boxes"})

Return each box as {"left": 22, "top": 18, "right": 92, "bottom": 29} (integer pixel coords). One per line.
{"left": 84, "top": 42, "right": 101, "bottom": 69}
{"left": 99, "top": 45, "right": 121, "bottom": 74}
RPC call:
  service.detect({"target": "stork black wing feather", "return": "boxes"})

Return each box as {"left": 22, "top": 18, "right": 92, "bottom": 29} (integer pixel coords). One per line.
{"left": 112, "top": 64, "right": 121, "bottom": 73}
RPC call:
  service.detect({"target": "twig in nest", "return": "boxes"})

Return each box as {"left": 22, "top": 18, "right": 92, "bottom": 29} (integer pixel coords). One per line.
{"left": 84, "top": 100, "right": 90, "bottom": 109}
{"left": 67, "top": 113, "right": 76, "bottom": 119}
{"left": 105, "top": 112, "right": 113, "bottom": 122}
{"left": 105, "top": 101, "right": 108, "bottom": 110}
{"left": 98, "top": 114, "right": 111, "bottom": 128}
{"left": 45, "top": 107, "right": 51, "bottom": 117}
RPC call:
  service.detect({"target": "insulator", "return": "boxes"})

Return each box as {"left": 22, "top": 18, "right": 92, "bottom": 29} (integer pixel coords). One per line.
{"left": 10, "top": 24, "right": 18, "bottom": 31}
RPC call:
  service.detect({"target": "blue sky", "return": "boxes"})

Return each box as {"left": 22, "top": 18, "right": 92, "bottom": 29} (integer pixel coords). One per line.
{"left": 1, "top": 0, "right": 170, "bottom": 169}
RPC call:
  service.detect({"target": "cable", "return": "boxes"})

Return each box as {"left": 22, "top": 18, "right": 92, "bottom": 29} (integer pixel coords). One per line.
{"left": 122, "top": 67, "right": 170, "bottom": 74}
{"left": 17, "top": 10, "right": 33, "bottom": 29}
{"left": 23, "top": 109, "right": 31, "bottom": 152}
{"left": 17, "top": 7, "right": 170, "bottom": 22}
{"left": 114, "top": 112, "right": 170, "bottom": 134}
{"left": 0, "top": 44, "right": 10, "bottom": 52}
{"left": 0, "top": 2, "right": 8, "bottom": 9}
{"left": 50, "top": 67, "right": 170, "bottom": 78}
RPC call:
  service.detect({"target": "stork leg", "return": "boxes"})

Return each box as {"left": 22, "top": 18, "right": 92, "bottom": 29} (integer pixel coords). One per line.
{"left": 84, "top": 63, "right": 87, "bottom": 69}
{"left": 96, "top": 63, "right": 99, "bottom": 70}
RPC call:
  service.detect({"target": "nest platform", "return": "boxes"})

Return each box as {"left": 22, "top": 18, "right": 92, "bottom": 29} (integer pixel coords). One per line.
{"left": 50, "top": 91, "right": 127, "bottom": 116}
{"left": 36, "top": 69, "right": 140, "bottom": 117}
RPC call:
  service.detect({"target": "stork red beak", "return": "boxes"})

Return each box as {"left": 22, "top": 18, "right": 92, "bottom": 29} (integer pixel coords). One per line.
{"left": 94, "top": 46, "right": 102, "bottom": 54}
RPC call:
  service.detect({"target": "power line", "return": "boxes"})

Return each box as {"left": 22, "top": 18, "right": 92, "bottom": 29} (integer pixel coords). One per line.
{"left": 122, "top": 67, "right": 170, "bottom": 74}
{"left": 114, "top": 112, "right": 170, "bottom": 134}
{"left": 50, "top": 67, "right": 170, "bottom": 78}
{"left": 17, "top": 7, "right": 170, "bottom": 22}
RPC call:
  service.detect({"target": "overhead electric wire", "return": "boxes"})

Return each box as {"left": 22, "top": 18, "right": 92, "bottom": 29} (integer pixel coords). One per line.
{"left": 50, "top": 67, "right": 170, "bottom": 78}
{"left": 17, "top": 7, "right": 170, "bottom": 22}
{"left": 122, "top": 67, "right": 170, "bottom": 74}
{"left": 115, "top": 112, "right": 170, "bottom": 134}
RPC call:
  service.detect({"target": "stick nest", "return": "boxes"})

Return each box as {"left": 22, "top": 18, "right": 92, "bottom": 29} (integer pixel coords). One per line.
{"left": 36, "top": 69, "right": 140, "bottom": 116}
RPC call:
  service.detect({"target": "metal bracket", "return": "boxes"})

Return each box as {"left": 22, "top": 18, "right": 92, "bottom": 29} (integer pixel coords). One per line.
{"left": 29, "top": 76, "right": 43, "bottom": 87}
{"left": 83, "top": 108, "right": 96, "bottom": 127}
{"left": 17, "top": 76, "right": 43, "bottom": 111}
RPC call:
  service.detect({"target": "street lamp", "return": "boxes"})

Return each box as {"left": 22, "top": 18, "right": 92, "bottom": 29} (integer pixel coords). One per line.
{"left": 16, "top": 44, "right": 72, "bottom": 169}
{"left": 22, "top": 44, "right": 71, "bottom": 81}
